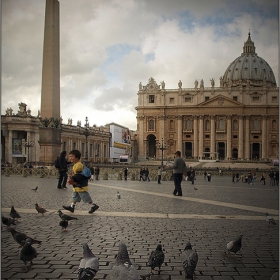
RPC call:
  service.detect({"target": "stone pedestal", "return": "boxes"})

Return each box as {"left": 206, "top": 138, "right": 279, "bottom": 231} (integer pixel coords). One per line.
{"left": 39, "top": 128, "right": 61, "bottom": 164}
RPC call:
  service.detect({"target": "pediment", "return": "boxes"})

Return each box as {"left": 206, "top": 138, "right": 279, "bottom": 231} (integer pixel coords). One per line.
{"left": 198, "top": 95, "right": 244, "bottom": 107}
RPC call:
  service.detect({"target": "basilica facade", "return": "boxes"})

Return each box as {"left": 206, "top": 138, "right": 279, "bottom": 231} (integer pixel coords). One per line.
{"left": 136, "top": 33, "right": 279, "bottom": 161}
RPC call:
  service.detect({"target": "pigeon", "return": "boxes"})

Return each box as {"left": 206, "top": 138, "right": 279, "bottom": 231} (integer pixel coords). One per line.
{"left": 31, "top": 186, "right": 38, "bottom": 191}
{"left": 110, "top": 243, "right": 142, "bottom": 280}
{"left": 59, "top": 219, "right": 68, "bottom": 231}
{"left": 194, "top": 186, "right": 198, "bottom": 190}
{"left": 181, "top": 242, "right": 198, "bottom": 280}
{"left": 266, "top": 213, "right": 277, "bottom": 226}
{"left": 116, "top": 191, "right": 121, "bottom": 199}
{"left": 10, "top": 206, "right": 21, "bottom": 220}
{"left": 147, "top": 244, "right": 165, "bottom": 275}
{"left": 270, "top": 272, "right": 279, "bottom": 280}
{"left": 77, "top": 243, "right": 99, "bottom": 280}
{"left": 35, "top": 203, "right": 48, "bottom": 215}
{"left": 19, "top": 238, "right": 37, "bottom": 270}
{"left": 8, "top": 228, "right": 42, "bottom": 247}
{"left": 2, "top": 216, "right": 16, "bottom": 229}
{"left": 58, "top": 210, "right": 78, "bottom": 221}
{"left": 226, "top": 235, "right": 243, "bottom": 256}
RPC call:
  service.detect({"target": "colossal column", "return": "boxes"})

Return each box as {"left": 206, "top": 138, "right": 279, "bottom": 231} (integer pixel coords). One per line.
{"left": 238, "top": 116, "right": 244, "bottom": 159}
{"left": 261, "top": 116, "right": 267, "bottom": 159}
{"left": 226, "top": 116, "right": 232, "bottom": 158}
{"left": 210, "top": 116, "right": 215, "bottom": 158}
{"left": 199, "top": 116, "right": 204, "bottom": 158}
{"left": 39, "top": 0, "right": 61, "bottom": 164}
{"left": 245, "top": 116, "right": 250, "bottom": 159}
{"left": 193, "top": 116, "right": 198, "bottom": 158}
{"left": 177, "top": 116, "right": 183, "bottom": 153}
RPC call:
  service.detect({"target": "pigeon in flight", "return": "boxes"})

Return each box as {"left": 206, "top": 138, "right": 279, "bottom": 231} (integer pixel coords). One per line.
{"left": 59, "top": 219, "right": 68, "bottom": 231}
{"left": 265, "top": 213, "right": 277, "bottom": 226}
{"left": 181, "top": 242, "right": 198, "bottom": 280}
{"left": 35, "top": 203, "right": 48, "bottom": 215}
{"left": 19, "top": 238, "right": 37, "bottom": 271}
{"left": 8, "top": 228, "right": 42, "bottom": 247}
{"left": 116, "top": 191, "right": 121, "bottom": 199}
{"left": 147, "top": 244, "right": 165, "bottom": 275}
{"left": 10, "top": 206, "right": 21, "bottom": 220}
{"left": 58, "top": 210, "right": 78, "bottom": 221}
{"left": 2, "top": 216, "right": 16, "bottom": 229}
{"left": 226, "top": 235, "right": 243, "bottom": 256}
{"left": 77, "top": 243, "right": 99, "bottom": 280}
{"left": 111, "top": 243, "right": 142, "bottom": 280}
{"left": 31, "top": 186, "right": 38, "bottom": 191}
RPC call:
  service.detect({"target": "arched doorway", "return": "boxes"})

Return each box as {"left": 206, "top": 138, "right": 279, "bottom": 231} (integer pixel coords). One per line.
{"left": 147, "top": 134, "right": 156, "bottom": 158}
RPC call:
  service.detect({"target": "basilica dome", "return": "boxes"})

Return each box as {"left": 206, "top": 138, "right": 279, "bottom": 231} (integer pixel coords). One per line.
{"left": 221, "top": 33, "right": 277, "bottom": 88}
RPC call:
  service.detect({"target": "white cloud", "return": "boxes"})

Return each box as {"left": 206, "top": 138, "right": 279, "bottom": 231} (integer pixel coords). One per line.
{"left": 2, "top": 0, "right": 278, "bottom": 131}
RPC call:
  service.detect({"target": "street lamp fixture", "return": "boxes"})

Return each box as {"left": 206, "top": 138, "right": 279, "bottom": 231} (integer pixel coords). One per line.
{"left": 157, "top": 138, "right": 168, "bottom": 167}
{"left": 25, "top": 137, "right": 34, "bottom": 162}
{"left": 78, "top": 117, "right": 93, "bottom": 164}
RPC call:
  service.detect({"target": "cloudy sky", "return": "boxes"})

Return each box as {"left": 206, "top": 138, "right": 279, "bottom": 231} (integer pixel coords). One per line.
{"left": 2, "top": 0, "right": 279, "bottom": 130}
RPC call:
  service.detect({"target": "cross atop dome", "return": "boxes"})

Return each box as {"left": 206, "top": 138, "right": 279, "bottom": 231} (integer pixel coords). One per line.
{"left": 243, "top": 31, "right": 256, "bottom": 54}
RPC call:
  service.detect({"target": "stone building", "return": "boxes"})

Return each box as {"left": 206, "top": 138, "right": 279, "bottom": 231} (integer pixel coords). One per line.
{"left": 136, "top": 33, "right": 279, "bottom": 161}
{"left": 1, "top": 103, "right": 112, "bottom": 165}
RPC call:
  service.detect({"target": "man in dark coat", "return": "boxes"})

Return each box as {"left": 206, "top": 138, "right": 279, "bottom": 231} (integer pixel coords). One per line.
{"left": 57, "top": 151, "right": 69, "bottom": 189}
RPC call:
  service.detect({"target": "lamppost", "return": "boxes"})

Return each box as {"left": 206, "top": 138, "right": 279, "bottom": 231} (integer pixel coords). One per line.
{"left": 157, "top": 138, "right": 168, "bottom": 167}
{"left": 25, "top": 137, "right": 34, "bottom": 162}
{"left": 78, "top": 117, "right": 92, "bottom": 164}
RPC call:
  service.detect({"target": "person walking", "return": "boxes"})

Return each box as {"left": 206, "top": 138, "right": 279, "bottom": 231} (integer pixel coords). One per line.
{"left": 89, "top": 166, "right": 94, "bottom": 181}
{"left": 57, "top": 151, "right": 69, "bottom": 189}
{"left": 269, "top": 171, "right": 274, "bottom": 186}
{"left": 139, "top": 168, "right": 144, "bottom": 181}
{"left": 190, "top": 168, "right": 196, "bottom": 185}
{"left": 204, "top": 171, "right": 207, "bottom": 180}
{"left": 124, "top": 167, "right": 128, "bottom": 181}
{"left": 63, "top": 149, "right": 99, "bottom": 214}
{"left": 207, "top": 172, "right": 212, "bottom": 182}
{"left": 232, "top": 172, "right": 236, "bottom": 183}
{"left": 157, "top": 166, "right": 162, "bottom": 184}
{"left": 260, "top": 172, "right": 266, "bottom": 185}
{"left": 169, "top": 151, "right": 186, "bottom": 196}
{"left": 95, "top": 166, "right": 100, "bottom": 180}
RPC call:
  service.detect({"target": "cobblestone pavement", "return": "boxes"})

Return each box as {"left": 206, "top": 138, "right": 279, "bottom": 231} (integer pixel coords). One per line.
{"left": 1, "top": 175, "right": 279, "bottom": 279}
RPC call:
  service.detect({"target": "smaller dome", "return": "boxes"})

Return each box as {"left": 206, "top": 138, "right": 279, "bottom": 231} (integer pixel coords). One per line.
{"left": 222, "top": 32, "right": 277, "bottom": 88}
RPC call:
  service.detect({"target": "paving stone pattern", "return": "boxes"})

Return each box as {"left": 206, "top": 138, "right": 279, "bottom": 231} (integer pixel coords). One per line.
{"left": 1, "top": 175, "right": 279, "bottom": 279}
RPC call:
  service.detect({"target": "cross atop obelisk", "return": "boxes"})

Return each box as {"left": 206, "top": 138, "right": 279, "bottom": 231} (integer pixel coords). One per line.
{"left": 39, "top": 0, "right": 61, "bottom": 164}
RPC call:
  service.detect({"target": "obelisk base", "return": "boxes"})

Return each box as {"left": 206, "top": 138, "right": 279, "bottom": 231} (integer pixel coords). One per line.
{"left": 39, "top": 128, "right": 61, "bottom": 165}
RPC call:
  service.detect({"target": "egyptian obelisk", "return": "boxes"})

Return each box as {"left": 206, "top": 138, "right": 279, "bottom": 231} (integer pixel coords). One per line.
{"left": 39, "top": 0, "right": 61, "bottom": 164}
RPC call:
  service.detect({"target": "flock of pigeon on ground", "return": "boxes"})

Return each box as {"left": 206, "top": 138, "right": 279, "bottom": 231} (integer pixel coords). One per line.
{"left": 1, "top": 186, "right": 278, "bottom": 279}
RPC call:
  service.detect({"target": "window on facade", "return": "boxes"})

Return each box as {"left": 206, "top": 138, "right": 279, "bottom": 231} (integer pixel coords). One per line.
{"left": 186, "top": 119, "right": 192, "bottom": 130}
{"left": 170, "top": 120, "right": 175, "bottom": 130}
{"left": 233, "top": 135, "right": 238, "bottom": 138}
{"left": 219, "top": 119, "right": 225, "bottom": 130}
{"left": 205, "top": 135, "right": 210, "bottom": 138}
{"left": 272, "top": 120, "right": 277, "bottom": 131}
{"left": 149, "top": 95, "right": 155, "bottom": 103}
{"left": 252, "top": 96, "right": 259, "bottom": 102}
{"left": 253, "top": 119, "right": 259, "bottom": 130}
{"left": 205, "top": 120, "right": 210, "bottom": 131}
{"left": 205, "top": 97, "right": 210, "bottom": 101}
{"left": 185, "top": 97, "right": 191, "bottom": 102}
{"left": 170, "top": 98, "right": 174, "bottom": 104}
{"left": 233, "top": 96, "right": 238, "bottom": 101}
{"left": 186, "top": 135, "right": 191, "bottom": 138}
{"left": 253, "top": 136, "right": 259, "bottom": 139}
{"left": 149, "top": 119, "right": 154, "bottom": 130}
{"left": 272, "top": 96, "right": 277, "bottom": 103}
{"left": 233, "top": 120, "right": 238, "bottom": 131}
{"left": 90, "top": 144, "right": 93, "bottom": 157}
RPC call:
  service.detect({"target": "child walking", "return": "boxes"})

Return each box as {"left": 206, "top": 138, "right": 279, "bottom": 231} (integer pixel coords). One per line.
{"left": 63, "top": 150, "right": 99, "bottom": 214}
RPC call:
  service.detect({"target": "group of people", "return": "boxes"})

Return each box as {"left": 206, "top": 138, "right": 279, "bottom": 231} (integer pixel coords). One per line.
{"left": 55, "top": 150, "right": 100, "bottom": 214}
{"left": 139, "top": 168, "right": 150, "bottom": 181}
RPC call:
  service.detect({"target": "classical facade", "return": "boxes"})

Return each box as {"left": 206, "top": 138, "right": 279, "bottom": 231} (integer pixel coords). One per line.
{"left": 136, "top": 33, "right": 279, "bottom": 161}
{"left": 1, "top": 103, "right": 112, "bottom": 165}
